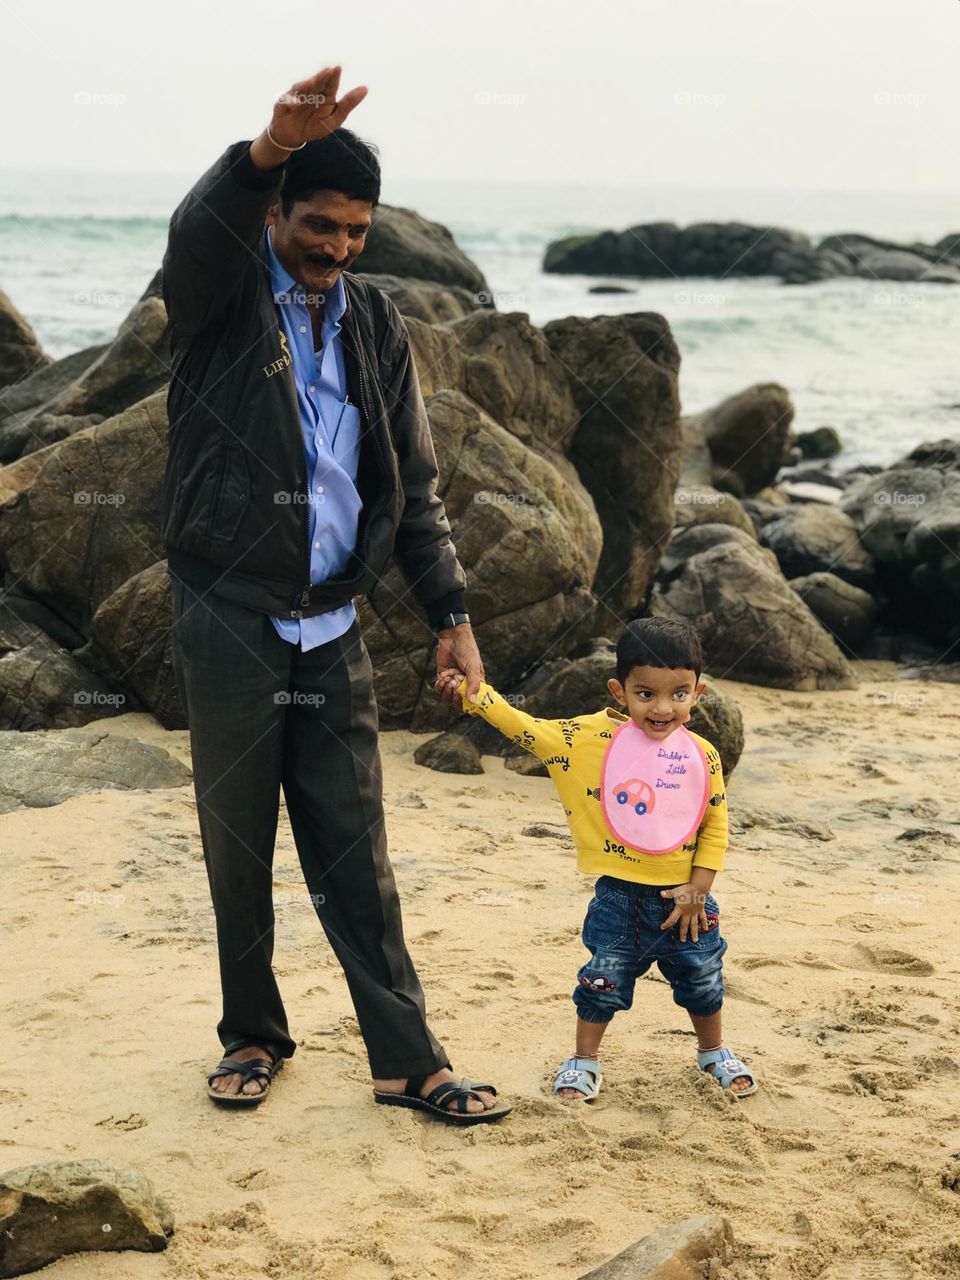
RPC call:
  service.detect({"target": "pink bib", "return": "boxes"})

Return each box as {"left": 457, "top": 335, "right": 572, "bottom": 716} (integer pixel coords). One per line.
{"left": 600, "top": 720, "right": 710, "bottom": 855}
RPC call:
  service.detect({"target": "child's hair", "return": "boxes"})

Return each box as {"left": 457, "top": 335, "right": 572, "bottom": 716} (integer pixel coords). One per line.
{"left": 615, "top": 618, "right": 703, "bottom": 684}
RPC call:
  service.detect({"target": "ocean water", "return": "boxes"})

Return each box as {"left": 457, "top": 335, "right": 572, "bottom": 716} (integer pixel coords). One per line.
{"left": 1, "top": 167, "right": 958, "bottom": 467}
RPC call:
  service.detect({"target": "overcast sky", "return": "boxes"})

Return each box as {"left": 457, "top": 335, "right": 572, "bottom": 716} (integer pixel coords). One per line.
{"left": 1, "top": 0, "right": 956, "bottom": 191}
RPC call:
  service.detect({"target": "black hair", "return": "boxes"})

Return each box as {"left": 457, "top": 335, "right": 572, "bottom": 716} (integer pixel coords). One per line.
{"left": 279, "top": 128, "right": 381, "bottom": 216}
{"left": 615, "top": 618, "right": 703, "bottom": 684}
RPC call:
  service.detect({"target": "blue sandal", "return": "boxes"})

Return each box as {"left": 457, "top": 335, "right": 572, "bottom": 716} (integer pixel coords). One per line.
{"left": 697, "top": 1046, "right": 757, "bottom": 1097}
{"left": 553, "top": 1056, "right": 602, "bottom": 1103}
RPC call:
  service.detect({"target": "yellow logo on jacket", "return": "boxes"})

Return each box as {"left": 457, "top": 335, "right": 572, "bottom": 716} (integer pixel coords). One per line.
{"left": 263, "top": 329, "right": 292, "bottom": 379}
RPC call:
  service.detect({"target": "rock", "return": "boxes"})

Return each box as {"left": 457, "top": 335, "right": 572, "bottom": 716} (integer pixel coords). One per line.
{"left": 0, "top": 1158, "right": 172, "bottom": 1278}
{"left": 0, "top": 582, "right": 85, "bottom": 649}
{"left": 673, "top": 485, "right": 756, "bottom": 537}
{"left": 651, "top": 524, "right": 857, "bottom": 690}
{"left": 688, "top": 679, "right": 744, "bottom": 777}
{"left": 360, "top": 389, "right": 602, "bottom": 730}
{"left": 413, "top": 729, "right": 483, "bottom": 774}
{"left": 0, "top": 729, "right": 191, "bottom": 813}
{"left": 358, "top": 204, "right": 490, "bottom": 296}
{"left": 577, "top": 1213, "right": 733, "bottom": 1280}
{"left": 795, "top": 426, "right": 842, "bottom": 459}
{"left": 85, "top": 560, "right": 184, "bottom": 730}
{"left": 362, "top": 273, "right": 482, "bottom": 324}
{"left": 0, "top": 288, "right": 49, "bottom": 391}
{"left": 817, "top": 234, "right": 960, "bottom": 283}
{"left": 0, "top": 391, "right": 167, "bottom": 631}
{"left": 0, "top": 294, "right": 167, "bottom": 464}
{"left": 0, "top": 638, "right": 128, "bottom": 731}
{"left": 694, "top": 383, "right": 794, "bottom": 495}
{"left": 544, "top": 312, "right": 681, "bottom": 619}
{"left": 839, "top": 438, "right": 960, "bottom": 640}
{"left": 588, "top": 284, "right": 635, "bottom": 294}
{"left": 0, "top": 342, "right": 109, "bottom": 463}
{"left": 545, "top": 220, "right": 815, "bottom": 281}
{"left": 778, "top": 480, "right": 842, "bottom": 505}
{"left": 408, "top": 310, "right": 581, "bottom": 453}
{"left": 790, "top": 572, "right": 878, "bottom": 650}
{"left": 678, "top": 415, "right": 714, "bottom": 487}
{"left": 760, "top": 504, "right": 874, "bottom": 587}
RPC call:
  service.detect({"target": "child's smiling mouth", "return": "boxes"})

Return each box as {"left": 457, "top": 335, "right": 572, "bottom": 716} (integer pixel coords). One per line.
{"left": 644, "top": 715, "right": 675, "bottom": 733}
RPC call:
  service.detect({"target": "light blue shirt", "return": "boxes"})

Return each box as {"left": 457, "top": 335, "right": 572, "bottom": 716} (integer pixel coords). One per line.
{"left": 265, "top": 227, "right": 363, "bottom": 652}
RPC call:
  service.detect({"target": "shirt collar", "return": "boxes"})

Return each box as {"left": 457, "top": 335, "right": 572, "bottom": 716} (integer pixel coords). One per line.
{"left": 264, "top": 227, "right": 347, "bottom": 327}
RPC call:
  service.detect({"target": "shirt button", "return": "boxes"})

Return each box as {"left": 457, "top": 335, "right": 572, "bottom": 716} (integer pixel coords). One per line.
{"left": 314, "top": 541, "right": 320, "bottom": 550}
{"left": 316, "top": 485, "right": 324, "bottom": 493}
{"left": 308, "top": 384, "right": 316, "bottom": 394}
{"left": 299, "top": 325, "right": 307, "bottom": 334}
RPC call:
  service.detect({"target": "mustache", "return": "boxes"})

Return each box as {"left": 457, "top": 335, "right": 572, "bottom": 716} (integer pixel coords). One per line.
{"left": 305, "top": 253, "right": 349, "bottom": 271}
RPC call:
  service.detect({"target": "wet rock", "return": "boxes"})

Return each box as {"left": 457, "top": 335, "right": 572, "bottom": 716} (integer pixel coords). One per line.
{"left": 694, "top": 383, "right": 795, "bottom": 495}
{"left": 790, "top": 572, "right": 878, "bottom": 650}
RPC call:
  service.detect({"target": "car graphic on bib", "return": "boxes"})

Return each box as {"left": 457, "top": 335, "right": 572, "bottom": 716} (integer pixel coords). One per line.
{"left": 613, "top": 778, "right": 656, "bottom": 817}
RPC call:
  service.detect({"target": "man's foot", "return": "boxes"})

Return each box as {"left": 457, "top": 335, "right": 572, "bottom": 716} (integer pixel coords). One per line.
{"left": 373, "top": 1066, "right": 498, "bottom": 1115}
{"left": 208, "top": 1045, "right": 277, "bottom": 1098}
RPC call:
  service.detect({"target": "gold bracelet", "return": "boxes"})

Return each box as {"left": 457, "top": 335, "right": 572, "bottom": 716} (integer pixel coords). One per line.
{"left": 266, "top": 125, "right": 307, "bottom": 152}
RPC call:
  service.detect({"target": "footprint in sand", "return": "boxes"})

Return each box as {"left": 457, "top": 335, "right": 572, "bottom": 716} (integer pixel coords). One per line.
{"left": 857, "top": 944, "right": 934, "bottom": 976}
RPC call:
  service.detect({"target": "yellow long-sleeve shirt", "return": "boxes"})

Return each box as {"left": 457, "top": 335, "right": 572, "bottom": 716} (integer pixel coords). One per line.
{"left": 457, "top": 676, "right": 728, "bottom": 886}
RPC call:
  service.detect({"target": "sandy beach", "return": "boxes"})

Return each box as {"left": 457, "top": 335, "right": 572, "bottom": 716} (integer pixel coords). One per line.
{"left": 3, "top": 663, "right": 960, "bottom": 1279}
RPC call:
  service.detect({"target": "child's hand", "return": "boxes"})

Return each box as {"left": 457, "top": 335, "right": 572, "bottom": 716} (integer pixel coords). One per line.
{"left": 660, "top": 883, "right": 710, "bottom": 942}
{"left": 433, "top": 666, "right": 465, "bottom": 708}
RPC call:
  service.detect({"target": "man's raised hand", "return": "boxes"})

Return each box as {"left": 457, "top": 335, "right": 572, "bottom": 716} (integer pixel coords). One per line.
{"left": 251, "top": 67, "right": 368, "bottom": 169}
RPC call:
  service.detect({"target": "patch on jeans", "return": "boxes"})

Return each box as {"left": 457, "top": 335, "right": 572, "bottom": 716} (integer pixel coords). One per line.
{"left": 579, "top": 973, "right": 617, "bottom": 992}
{"left": 703, "top": 912, "right": 719, "bottom": 932}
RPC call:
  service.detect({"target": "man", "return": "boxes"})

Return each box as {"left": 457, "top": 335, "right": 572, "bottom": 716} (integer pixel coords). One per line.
{"left": 161, "top": 66, "right": 509, "bottom": 1123}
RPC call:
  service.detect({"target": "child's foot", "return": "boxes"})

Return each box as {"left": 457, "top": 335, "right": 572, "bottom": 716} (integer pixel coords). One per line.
{"left": 697, "top": 1045, "right": 757, "bottom": 1096}
{"left": 553, "top": 1055, "right": 602, "bottom": 1102}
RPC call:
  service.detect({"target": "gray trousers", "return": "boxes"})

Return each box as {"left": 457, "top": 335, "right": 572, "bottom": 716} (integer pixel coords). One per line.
{"left": 169, "top": 574, "right": 449, "bottom": 1079}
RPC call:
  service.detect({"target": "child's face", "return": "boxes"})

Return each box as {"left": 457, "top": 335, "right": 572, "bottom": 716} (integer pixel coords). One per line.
{"left": 607, "top": 664, "right": 705, "bottom": 740}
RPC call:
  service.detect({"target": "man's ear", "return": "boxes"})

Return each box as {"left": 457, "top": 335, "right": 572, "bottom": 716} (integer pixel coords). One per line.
{"left": 607, "top": 677, "right": 626, "bottom": 707}
{"left": 265, "top": 201, "right": 279, "bottom": 226}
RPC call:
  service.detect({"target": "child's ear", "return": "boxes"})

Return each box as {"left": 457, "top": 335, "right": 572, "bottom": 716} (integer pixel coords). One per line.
{"left": 607, "top": 677, "right": 626, "bottom": 706}
{"left": 691, "top": 679, "right": 707, "bottom": 704}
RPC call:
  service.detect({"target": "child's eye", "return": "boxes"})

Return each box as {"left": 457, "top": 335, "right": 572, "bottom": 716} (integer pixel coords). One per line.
{"left": 636, "top": 690, "right": 653, "bottom": 700}
{"left": 673, "top": 691, "right": 689, "bottom": 701}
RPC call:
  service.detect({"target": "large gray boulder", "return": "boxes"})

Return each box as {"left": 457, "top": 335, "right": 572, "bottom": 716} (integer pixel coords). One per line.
{"left": 0, "top": 727, "right": 190, "bottom": 813}
{"left": 363, "top": 273, "right": 482, "bottom": 324}
{"left": 360, "top": 388, "right": 602, "bottom": 730}
{"left": 840, "top": 438, "right": 960, "bottom": 638}
{"left": 673, "top": 484, "right": 756, "bottom": 537}
{"left": 790, "top": 572, "right": 878, "bottom": 651}
{"left": 651, "top": 524, "right": 856, "bottom": 690}
{"left": 0, "top": 1158, "right": 173, "bottom": 1277}
{"left": 84, "top": 559, "right": 182, "bottom": 730}
{"left": 760, "top": 503, "right": 875, "bottom": 587}
{"left": 544, "top": 312, "right": 682, "bottom": 620}
{"left": 358, "top": 204, "right": 490, "bottom": 296}
{"left": 0, "top": 636, "right": 127, "bottom": 731}
{"left": 0, "top": 391, "right": 167, "bottom": 630}
{"left": 0, "top": 288, "right": 49, "bottom": 391}
{"left": 0, "top": 342, "right": 108, "bottom": 462}
{"left": 693, "top": 383, "right": 794, "bottom": 495}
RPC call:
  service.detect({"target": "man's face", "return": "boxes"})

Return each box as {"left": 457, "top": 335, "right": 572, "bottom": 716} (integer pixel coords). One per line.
{"left": 607, "top": 664, "right": 705, "bottom": 741}
{"left": 267, "top": 190, "right": 373, "bottom": 298}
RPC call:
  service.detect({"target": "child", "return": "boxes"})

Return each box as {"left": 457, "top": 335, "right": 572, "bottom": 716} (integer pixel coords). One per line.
{"left": 435, "top": 617, "right": 757, "bottom": 1103}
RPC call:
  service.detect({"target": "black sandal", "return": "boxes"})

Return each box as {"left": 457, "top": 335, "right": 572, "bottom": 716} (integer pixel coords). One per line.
{"left": 207, "top": 1049, "right": 283, "bottom": 1107}
{"left": 374, "top": 1070, "right": 512, "bottom": 1126}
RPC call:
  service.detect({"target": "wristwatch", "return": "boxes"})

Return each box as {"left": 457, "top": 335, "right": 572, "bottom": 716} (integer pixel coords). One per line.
{"left": 435, "top": 610, "right": 470, "bottom": 632}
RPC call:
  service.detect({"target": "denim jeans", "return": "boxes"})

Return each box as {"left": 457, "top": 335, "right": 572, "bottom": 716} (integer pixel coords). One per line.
{"left": 573, "top": 875, "right": 727, "bottom": 1022}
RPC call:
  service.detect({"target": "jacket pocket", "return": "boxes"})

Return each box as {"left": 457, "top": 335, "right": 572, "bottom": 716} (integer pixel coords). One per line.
{"left": 207, "top": 443, "right": 251, "bottom": 545}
